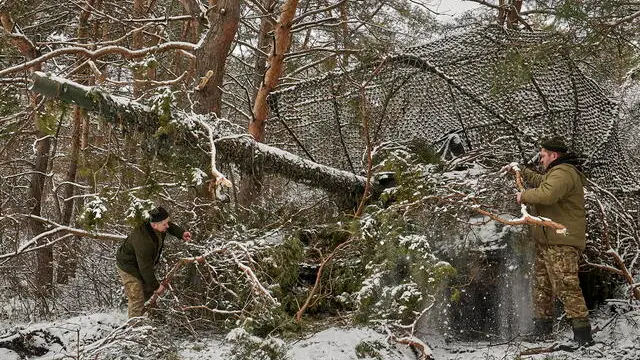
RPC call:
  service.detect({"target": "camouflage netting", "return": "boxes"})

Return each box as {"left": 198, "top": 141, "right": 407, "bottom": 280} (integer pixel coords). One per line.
{"left": 267, "top": 25, "right": 639, "bottom": 192}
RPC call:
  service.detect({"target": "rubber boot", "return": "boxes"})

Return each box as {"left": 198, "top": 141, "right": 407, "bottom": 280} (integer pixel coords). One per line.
{"left": 571, "top": 317, "right": 594, "bottom": 347}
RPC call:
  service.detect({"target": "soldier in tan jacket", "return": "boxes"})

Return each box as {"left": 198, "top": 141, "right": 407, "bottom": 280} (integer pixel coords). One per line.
{"left": 506, "top": 137, "right": 593, "bottom": 346}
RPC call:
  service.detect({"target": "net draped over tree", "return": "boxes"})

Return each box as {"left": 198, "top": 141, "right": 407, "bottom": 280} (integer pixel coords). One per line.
{"left": 267, "top": 25, "right": 638, "bottom": 192}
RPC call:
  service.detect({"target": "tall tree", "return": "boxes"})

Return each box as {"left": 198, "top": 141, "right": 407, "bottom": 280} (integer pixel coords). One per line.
{"left": 1, "top": 9, "right": 54, "bottom": 294}
{"left": 193, "top": 0, "right": 241, "bottom": 115}
{"left": 250, "top": 0, "right": 299, "bottom": 142}
{"left": 56, "top": 0, "right": 98, "bottom": 285}
{"left": 252, "top": 0, "right": 277, "bottom": 100}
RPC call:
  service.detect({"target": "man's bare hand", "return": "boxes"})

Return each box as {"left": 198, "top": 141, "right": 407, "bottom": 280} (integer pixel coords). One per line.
{"left": 182, "top": 231, "right": 192, "bottom": 242}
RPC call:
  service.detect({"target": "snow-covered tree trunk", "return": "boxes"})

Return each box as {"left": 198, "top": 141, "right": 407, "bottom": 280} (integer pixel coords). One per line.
{"left": 31, "top": 72, "right": 372, "bottom": 197}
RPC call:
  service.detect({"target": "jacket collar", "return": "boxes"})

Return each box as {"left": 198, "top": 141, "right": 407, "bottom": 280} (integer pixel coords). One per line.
{"left": 144, "top": 222, "right": 162, "bottom": 243}
{"left": 547, "top": 153, "right": 584, "bottom": 173}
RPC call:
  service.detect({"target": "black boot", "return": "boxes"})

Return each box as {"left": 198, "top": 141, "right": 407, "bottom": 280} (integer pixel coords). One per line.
{"left": 571, "top": 318, "right": 594, "bottom": 347}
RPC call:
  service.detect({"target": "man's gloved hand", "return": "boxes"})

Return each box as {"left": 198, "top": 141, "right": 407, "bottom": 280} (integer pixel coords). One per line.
{"left": 143, "top": 283, "right": 159, "bottom": 301}
{"left": 500, "top": 162, "right": 520, "bottom": 174}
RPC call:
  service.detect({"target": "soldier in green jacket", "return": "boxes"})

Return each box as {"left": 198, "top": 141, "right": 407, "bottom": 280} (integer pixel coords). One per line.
{"left": 504, "top": 137, "right": 593, "bottom": 346}
{"left": 116, "top": 206, "right": 192, "bottom": 318}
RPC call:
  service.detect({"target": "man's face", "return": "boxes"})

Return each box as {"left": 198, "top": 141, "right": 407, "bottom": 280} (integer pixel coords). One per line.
{"left": 150, "top": 218, "right": 170, "bottom": 232}
{"left": 539, "top": 148, "right": 559, "bottom": 170}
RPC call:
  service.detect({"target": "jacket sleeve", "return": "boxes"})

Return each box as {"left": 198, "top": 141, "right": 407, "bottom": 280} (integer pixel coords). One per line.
{"left": 130, "top": 229, "right": 160, "bottom": 290}
{"left": 168, "top": 222, "right": 186, "bottom": 240}
{"left": 520, "top": 168, "right": 572, "bottom": 205}
{"left": 521, "top": 167, "right": 543, "bottom": 188}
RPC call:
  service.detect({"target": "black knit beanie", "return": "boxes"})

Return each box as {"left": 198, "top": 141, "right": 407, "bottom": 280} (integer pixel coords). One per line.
{"left": 149, "top": 206, "right": 169, "bottom": 222}
{"left": 541, "top": 137, "right": 568, "bottom": 153}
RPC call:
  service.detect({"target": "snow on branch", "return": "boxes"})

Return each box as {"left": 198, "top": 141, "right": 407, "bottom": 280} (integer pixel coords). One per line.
{"left": 386, "top": 295, "right": 436, "bottom": 359}
{"left": 145, "top": 241, "right": 278, "bottom": 316}
{"left": 385, "top": 327, "right": 434, "bottom": 360}
{"left": 497, "top": 166, "right": 567, "bottom": 233}
{"left": 592, "top": 198, "right": 640, "bottom": 300}
{"left": 474, "top": 205, "right": 567, "bottom": 234}
{"left": 192, "top": 117, "right": 233, "bottom": 199}
{"left": 0, "top": 215, "right": 125, "bottom": 261}
{"left": 31, "top": 72, "right": 371, "bottom": 196}
{"left": 425, "top": 192, "right": 567, "bottom": 234}
{"left": 0, "top": 42, "right": 197, "bottom": 77}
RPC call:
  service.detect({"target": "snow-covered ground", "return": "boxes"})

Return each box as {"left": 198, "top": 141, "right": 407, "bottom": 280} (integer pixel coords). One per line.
{"left": 1, "top": 302, "right": 638, "bottom": 360}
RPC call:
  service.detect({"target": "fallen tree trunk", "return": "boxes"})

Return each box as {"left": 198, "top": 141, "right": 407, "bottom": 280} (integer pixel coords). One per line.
{"left": 32, "top": 71, "right": 372, "bottom": 197}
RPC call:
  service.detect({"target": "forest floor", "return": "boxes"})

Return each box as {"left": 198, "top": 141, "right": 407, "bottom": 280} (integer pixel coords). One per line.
{"left": 1, "top": 300, "right": 638, "bottom": 359}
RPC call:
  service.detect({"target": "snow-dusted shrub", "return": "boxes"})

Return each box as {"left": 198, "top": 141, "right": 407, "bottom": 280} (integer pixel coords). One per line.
{"left": 224, "top": 327, "right": 288, "bottom": 360}
{"left": 153, "top": 231, "right": 304, "bottom": 337}
{"left": 353, "top": 143, "right": 456, "bottom": 323}
{"left": 292, "top": 224, "right": 369, "bottom": 315}
{"left": 257, "top": 235, "right": 304, "bottom": 314}
{"left": 80, "top": 319, "right": 178, "bottom": 360}
{"left": 77, "top": 196, "right": 108, "bottom": 229}
{"left": 355, "top": 339, "right": 386, "bottom": 359}
{"left": 354, "top": 223, "right": 455, "bottom": 323}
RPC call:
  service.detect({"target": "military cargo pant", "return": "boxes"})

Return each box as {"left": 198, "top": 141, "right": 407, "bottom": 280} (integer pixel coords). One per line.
{"left": 533, "top": 244, "right": 588, "bottom": 320}
{"left": 117, "top": 266, "right": 145, "bottom": 318}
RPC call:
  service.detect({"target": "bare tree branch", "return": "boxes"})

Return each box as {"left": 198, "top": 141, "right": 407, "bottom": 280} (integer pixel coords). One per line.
{"left": 0, "top": 42, "right": 197, "bottom": 77}
{"left": 291, "top": 0, "right": 347, "bottom": 24}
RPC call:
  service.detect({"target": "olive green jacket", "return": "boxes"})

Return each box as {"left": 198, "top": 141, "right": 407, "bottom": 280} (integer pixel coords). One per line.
{"left": 520, "top": 162, "right": 586, "bottom": 249}
{"left": 116, "top": 222, "right": 185, "bottom": 291}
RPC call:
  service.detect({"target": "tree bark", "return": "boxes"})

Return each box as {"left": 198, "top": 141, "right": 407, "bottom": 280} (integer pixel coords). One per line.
{"left": 31, "top": 72, "right": 371, "bottom": 197}
{"left": 193, "top": 0, "right": 240, "bottom": 115}
{"left": 1, "top": 11, "right": 53, "bottom": 294}
{"left": 177, "top": 0, "right": 202, "bottom": 44}
{"left": 250, "top": 0, "right": 299, "bottom": 142}
{"left": 174, "top": 0, "right": 202, "bottom": 79}
{"left": 132, "top": 0, "right": 150, "bottom": 97}
{"left": 238, "top": 0, "right": 277, "bottom": 205}
{"left": 56, "top": 107, "right": 84, "bottom": 284}
{"left": 56, "top": 0, "right": 97, "bottom": 285}
{"left": 338, "top": 0, "right": 350, "bottom": 68}
{"left": 252, "top": 0, "right": 276, "bottom": 99}
{"left": 32, "top": 135, "right": 53, "bottom": 294}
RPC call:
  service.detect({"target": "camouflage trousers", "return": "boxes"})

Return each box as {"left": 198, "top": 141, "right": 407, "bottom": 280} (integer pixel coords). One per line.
{"left": 117, "top": 266, "right": 145, "bottom": 318}
{"left": 533, "top": 244, "right": 588, "bottom": 319}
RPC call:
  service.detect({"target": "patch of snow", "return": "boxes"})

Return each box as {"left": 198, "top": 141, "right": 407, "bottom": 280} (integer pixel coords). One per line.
{"left": 0, "top": 348, "right": 20, "bottom": 360}
{"left": 288, "top": 327, "right": 416, "bottom": 360}
{"left": 191, "top": 167, "right": 208, "bottom": 185}
{"left": 46, "top": 32, "right": 69, "bottom": 43}
{"left": 0, "top": 304, "right": 638, "bottom": 360}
